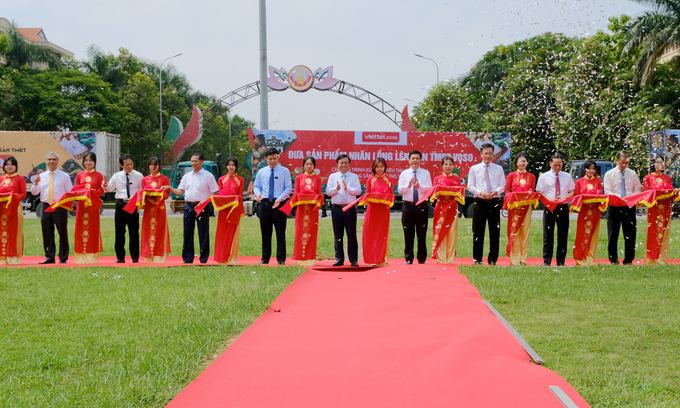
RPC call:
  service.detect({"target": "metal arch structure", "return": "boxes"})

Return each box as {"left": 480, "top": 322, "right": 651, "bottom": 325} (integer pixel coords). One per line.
{"left": 200, "top": 80, "right": 403, "bottom": 131}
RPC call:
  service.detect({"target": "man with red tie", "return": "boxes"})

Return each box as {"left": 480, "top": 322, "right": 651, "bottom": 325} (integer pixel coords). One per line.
{"left": 30, "top": 152, "right": 73, "bottom": 264}
{"left": 467, "top": 143, "right": 506, "bottom": 265}
{"left": 536, "top": 153, "right": 575, "bottom": 266}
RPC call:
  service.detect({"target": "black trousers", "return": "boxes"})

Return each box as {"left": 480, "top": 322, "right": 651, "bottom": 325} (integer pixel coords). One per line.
{"left": 41, "top": 206, "right": 69, "bottom": 263}
{"left": 472, "top": 198, "right": 502, "bottom": 264}
{"left": 183, "top": 202, "right": 211, "bottom": 263}
{"left": 402, "top": 201, "right": 429, "bottom": 263}
{"left": 114, "top": 200, "right": 139, "bottom": 261}
{"left": 331, "top": 204, "right": 358, "bottom": 264}
{"left": 543, "top": 204, "right": 569, "bottom": 266}
{"left": 258, "top": 199, "right": 287, "bottom": 264}
{"left": 607, "top": 205, "right": 637, "bottom": 264}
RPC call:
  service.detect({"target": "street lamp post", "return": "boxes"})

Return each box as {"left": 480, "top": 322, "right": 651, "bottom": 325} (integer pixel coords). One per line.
{"left": 227, "top": 114, "right": 232, "bottom": 156}
{"left": 159, "top": 53, "right": 182, "bottom": 166}
{"left": 414, "top": 53, "right": 439, "bottom": 84}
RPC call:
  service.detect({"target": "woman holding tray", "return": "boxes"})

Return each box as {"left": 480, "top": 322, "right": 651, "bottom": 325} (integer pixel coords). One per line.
{"left": 0, "top": 157, "right": 27, "bottom": 265}
{"left": 362, "top": 157, "right": 394, "bottom": 266}
{"left": 72, "top": 153, "right": 106, "bottom": 263}
{"left": 431, "top": 156, "right": 463, "bottom": 264}
{"left": 290, "top": 156, "right": 322, "bottom": 267}
{"left": 572, "top": 160, "right": 605, "bottom": 266}
{"left": 643, "top": 155, "right": 679, "bottom": 265}
{"left": 504, "top": 152, "right": 536, "bottom": 266}
{"left": 140, "top": 157, "right": 171, "bottom": 263}
{"left": 212, "top": 157, "right": 245, "bottom": 264}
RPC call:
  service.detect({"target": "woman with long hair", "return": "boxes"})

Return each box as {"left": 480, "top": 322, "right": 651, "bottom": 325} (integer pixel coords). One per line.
{"left": 290, "top": 156, "right": 323, "bottom": 267}
{"left": 362, "top": 157, "right": 394, "bottom": 266}
{"left": 504, "top": 152, "right": 536, "bottom": 266}
{"left": 431, "top": 156, "right": 462, "bottom": 263}
{"left": 140, "top": 157, "right": 171, "bottom": 263}
{"left": 72, "top": 153, "right": 106, "bottom": 263}
{"left": 643, "top": 155, "right": 679, "bottom": 265}
{"left": 0, "top": 157, "right": 27, "bottom": 264}
{"left": 572, "top": 160, "right": 605, "bottom": 266}
{"left": 214, "top": 157, "right": 245, "bottom": 264}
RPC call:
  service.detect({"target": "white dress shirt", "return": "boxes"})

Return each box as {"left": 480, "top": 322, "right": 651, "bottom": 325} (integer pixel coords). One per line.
{"left": 397, "top": 167, "right": 432, "bottom": 202}
{"left": 178, "top": 168, "right": 219, "bottom": 202}
{"left": 467, "top": 162, "right": 506, "bottom": 199}
{"left": 107, "top": 170, "right": 143, "bottom": 200}
{"left": 253, "top": 165, "right": 292, "bottom": 202}
{"left": 30, "top": 169, "right": 72, "bottom": 204}
{"left": 326, "top": 171, "right": 362, "bottom": 205}
{"left": 536, "top": 170, "right": 575, "bottom": 200}
{"left": 603, "top": 167, "right": 641, "bottom": 197}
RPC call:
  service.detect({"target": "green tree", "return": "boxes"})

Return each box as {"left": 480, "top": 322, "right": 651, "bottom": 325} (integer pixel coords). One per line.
{"left": 460, "top": 32, "right": 575, "bottom": 112}
{"left": 82, "top": 46, "right": 146, "bottom": 93}
{"left": 0, "top": 22, "right": 62, "bottom": 70}
{"left": 0, "top": 67, "right": 19, "bottom": 130}
{"left": 623, "top": 0, "right": 680, "bottom": 87}
{"left": 411, "top": 82, "right": 484, "bottom": 132}
{"left": 10, "top": 67, "right": 129, "bottom": 132}
{"left": 119, "top": 72, "right": 160, "bottom": 166}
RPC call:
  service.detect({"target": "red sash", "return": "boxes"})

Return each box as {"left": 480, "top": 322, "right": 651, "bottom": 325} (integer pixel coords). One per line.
{"left": 195, "top": 195, "right": 244, "bottom": 221}
{"left": 343, "top": 193, "right": 395, "bottom": 212}
{"left": 429, "top": 186, "right": 465, "bottom": 258}
{"left": 624, "top": 190, "right": 678, "bottom": 259}
{"left": 48, "top": 186, "right": 104, "bottom": 255}
{"left": 569, "top": 194, "right": 608, "bottom": 213}
{"left": 503, "top": 192, "right": 540, "bottom": 256}
{"left": 0, "top": 191, "right": 23, "bottom": 257}
{"left": 290, "top": 194, "right": 324, "bottom": 262}
{"left": 569, "top": 194, "right": 607, "bottom": 262}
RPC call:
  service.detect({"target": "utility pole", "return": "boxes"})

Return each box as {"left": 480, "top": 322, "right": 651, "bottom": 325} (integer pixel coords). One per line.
{"left": 259, "top": 0, "right": 269, "bottom": 129}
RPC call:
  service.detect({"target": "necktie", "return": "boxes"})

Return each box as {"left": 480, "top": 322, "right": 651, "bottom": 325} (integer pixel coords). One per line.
{"left": 48, "top": 171, "right": 54, "bottom": 204}
{"left": 268, "top": 168, "right": 275, "bottom": 200}
{"left": 620, "top": 170, "right": 626, "bottom": 198}
{"left": 484, "top": 165, "right": 492, "bottom": 194}
{"left": 413, "top": 170, "right": 419, "bottom": 202}
{"left": 555, "top": 173, "right": 561, "bottom": 200}
{"left": 125, "top": 173, "right": 131, "bottom": 199}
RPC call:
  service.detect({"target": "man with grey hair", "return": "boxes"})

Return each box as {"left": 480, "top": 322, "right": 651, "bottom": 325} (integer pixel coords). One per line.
{"left": 30, "top": 152, "right": 73, "bottom": 264}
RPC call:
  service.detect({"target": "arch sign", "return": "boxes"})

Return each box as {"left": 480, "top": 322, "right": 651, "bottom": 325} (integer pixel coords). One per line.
{"left": 267, "top": 65, "right": 339, "bottom": 92}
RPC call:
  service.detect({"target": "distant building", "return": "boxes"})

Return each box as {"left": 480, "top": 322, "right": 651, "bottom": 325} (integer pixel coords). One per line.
{"left": 0, "top": 17, "right": 74, "bottom": 69}
{"left": 659, "top": 43, "right": 680, "bottom": 64}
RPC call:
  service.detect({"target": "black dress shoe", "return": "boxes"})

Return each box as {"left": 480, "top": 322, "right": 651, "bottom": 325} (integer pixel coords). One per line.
{"left": 542, "top": 263, "right": 550, "bottom": 266}
{"left": 488, "top": 261, "right": 496, "bottom": 266}
{"left": 132, "top": 259, "right": 139, "bottom": 264}
{"left": 183, "top": 261, "right": 193, "bottom": 264}
{"left": 556, "top": 263, "right": 565, "bottom": 267}
{"left": 418, "top": 261, "right": 426, "bottom": 265}
{"left": 59, "top": 260, "right": 67, "bottom": 264}
{"left": 405, "top": 260, "right": 413, "bottom": 265}
{"left": 259, "top": 260, "right": 269, "bottom": 265}
{"left": 332, "top": 261, "right": 344, "bottom": 266}
{"left": 115, "top": 259, "right": 125, "bottom": 264}
{"left": 351, "top": 262, "right": 359, "bottom": 267}
{"left": 278, "top": 262, "right": 286, "bottom": 266}
{"left": 40, "top": 259, "right": 55, "bottom": 264}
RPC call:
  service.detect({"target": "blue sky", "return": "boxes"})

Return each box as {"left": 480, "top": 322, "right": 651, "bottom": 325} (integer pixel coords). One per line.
{"left": 2, "top": 0, "right": 647, "bottom": 131}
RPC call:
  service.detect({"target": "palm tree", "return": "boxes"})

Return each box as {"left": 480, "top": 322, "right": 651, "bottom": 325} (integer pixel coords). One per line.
{"left": 0, "top": 21, "right": 61, "bottom": 69}
{"left": 623, "top": 0, "right": 680, "bottom": 87}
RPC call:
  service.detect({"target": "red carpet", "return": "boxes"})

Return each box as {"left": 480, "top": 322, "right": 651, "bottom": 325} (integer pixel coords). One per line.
{"left": 167, "top": 265, "right": 590, "bottom": 407}
{"left": 10, "top": 256, "right": 675, "bottom": 268}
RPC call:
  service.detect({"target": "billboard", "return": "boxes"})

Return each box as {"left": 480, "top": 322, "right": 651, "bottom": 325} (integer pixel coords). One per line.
{"left": 0, "top": 131, "right": 112, "bottom": 184}
{"left": 248, "top": 129, "right": 511, "bottom": 186}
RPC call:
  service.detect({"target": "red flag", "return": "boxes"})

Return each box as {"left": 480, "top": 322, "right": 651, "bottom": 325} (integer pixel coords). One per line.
{"left": 400, "top": 105, "right": 418, "bottom": 132}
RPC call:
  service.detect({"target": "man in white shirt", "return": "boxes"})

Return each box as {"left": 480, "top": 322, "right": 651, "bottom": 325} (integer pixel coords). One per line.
{"left": 163, "top": 153, "right": 219, "bottom": 264}
{"left": 467, "top": 143, "right": 506, "bottom": 265}
{"left": 107, "top": 154, "right": 143, "bottom": 263}
{"left": 31, "top": 152, "right": 73, "bottom": 264}
{"left": 325, "top": 154, "right": 362, "bottom": 267}
{"left": 603, "top": 151, "right": 641, "bottom": 264}
{"left": 536, "top": 153, "right": 575, "bottom": 266}
{"left": 253, "top": 148, "right": 293, "bottom": 265}
{"left": 398, "top": 150, "right": 433, "bottom": 264}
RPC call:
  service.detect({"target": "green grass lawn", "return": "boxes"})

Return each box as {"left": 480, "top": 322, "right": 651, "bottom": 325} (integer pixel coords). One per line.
{"left": 3, "top": 215, "right": 680, "bottom": 407}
